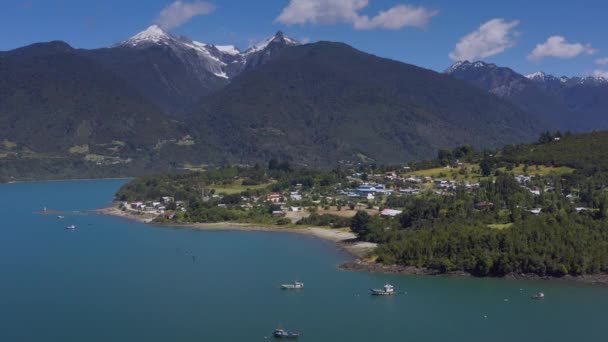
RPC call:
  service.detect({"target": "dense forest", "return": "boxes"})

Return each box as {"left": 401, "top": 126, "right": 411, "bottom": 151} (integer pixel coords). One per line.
{"left": 353, "top": 132, "right": 608, "bottom": 277}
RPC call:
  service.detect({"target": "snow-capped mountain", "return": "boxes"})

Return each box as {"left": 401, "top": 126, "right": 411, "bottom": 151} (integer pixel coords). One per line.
{"left": 526, "top": 71, "right": 608, "bottom": 86}
{"left": 116, "top": 25, "right": 299, "bottom": 79}
{"left": 81, "top": 26, "right": 300, "bottom": 114}
{"left": 446, "top": 60, "right": 608, "bottom": 132}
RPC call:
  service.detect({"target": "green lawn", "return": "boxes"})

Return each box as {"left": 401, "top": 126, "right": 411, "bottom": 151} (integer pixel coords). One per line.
{"left": 403, "top": 163, "right": 481, "bottom": 182}
{"left": 487, "top": 223, "right": 513, "bottom": 230}
{"left": 212, "top": 180, "right": 274, "bottom": 194}
{"left": 497, "top": 165, "right": 574, "bottom": 176}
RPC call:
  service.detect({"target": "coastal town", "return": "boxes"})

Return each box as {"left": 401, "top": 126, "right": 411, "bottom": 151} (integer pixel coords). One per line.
{"left": 116, "top": 163, "right": 586, "bottom": 225}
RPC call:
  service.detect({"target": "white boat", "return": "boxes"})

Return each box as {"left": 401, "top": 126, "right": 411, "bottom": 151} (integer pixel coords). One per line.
{"left": 531, "top": 292, "right": 545, "bottom": 299}
{"left": 370, "top": 284, "right": 395, "bottom": 295}
{"left": 65, "top": 225, "right": 76, "bottom": 230}
{"left": 281, "top": 281, "right": 304, "bottom": 289}
{"left": 57, "top": 215, "right": 65, "bottom": 219}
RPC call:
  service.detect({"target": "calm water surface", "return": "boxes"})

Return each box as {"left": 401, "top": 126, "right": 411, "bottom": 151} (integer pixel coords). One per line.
{"left": 0, "top": 180, "right": 606, "bottom": 341}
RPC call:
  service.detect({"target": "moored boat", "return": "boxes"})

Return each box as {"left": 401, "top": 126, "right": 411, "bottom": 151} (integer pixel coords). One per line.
{"left": 65, "top": 225, "right": 76, "bottom": 230}
{"left": 531, "top": 292, "right": 545, "bottom": 299}
{"left": 370, "top": 284, "right": 395, "bottom": 295}
{"left": 273, "top": 328, "right": 299, "bottom": 338}
{"left": 281, "top": 281, "right": 304, "bottom": 290}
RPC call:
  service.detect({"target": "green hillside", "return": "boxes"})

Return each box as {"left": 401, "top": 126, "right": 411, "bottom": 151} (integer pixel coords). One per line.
{"left": 188, "top": 42, "right": 542, "bottom": 166}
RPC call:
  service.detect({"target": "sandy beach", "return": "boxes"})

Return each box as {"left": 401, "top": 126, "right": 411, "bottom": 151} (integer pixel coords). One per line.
{"left": 97, "top": 206, "right": 377, "bottom": 257}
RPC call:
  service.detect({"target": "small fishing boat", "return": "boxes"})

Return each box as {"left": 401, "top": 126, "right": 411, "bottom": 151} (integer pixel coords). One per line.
{"left": 65, "top": 225, "right": 76, "bottom": 230}
{"left": 370, "top": 284, "right": 395, "bottom": 295}
{"left": 273, "top": 329, "right": 299, "bottom": 338}
{"left": 531, "top": 292, "right": 545, "bottom": 299}
{"left": 281, "top": 281, "right": 304, "bottom": 290}
{"left": 57, "top": 215, "right": 65, "bottom": 219}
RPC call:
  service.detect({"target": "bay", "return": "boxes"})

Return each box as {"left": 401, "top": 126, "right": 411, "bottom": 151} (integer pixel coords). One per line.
{"left": 0, "top": 179, "right": 606, "bottom": 341}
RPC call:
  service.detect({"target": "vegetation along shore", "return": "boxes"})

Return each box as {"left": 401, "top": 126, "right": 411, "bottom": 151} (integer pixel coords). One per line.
{"left": 104, "top": 131, "right": 608, "bottom": 285}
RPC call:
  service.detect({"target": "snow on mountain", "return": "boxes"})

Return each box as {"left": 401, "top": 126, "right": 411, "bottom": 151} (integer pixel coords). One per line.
{"left": 445, "top": 60, "right": 496, "bottom": 74}
{"left": 213, "top": 45, "right": 241, "bottom": 56}
{"left": 526, "top": 71, "right": 608, "bottom": 85}
{"left": 116, "top": 28, "right": 299, "bottom": 80}
{"left": 120, "top": 25, "right": 173, "bottom": 47}
{"left": 245, "top": 31, "right": 299, "bottom": 55}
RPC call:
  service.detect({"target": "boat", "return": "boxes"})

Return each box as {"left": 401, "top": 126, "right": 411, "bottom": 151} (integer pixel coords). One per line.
{"left": 281, "top": 281, "right": 304, "bottom": 290}
{"left": 531, "top": 292, "right": 545, "bottom": 299}
{"left": 370, "top": 284, "right": 395, "bottom": 295}
{"left": 57, "top": 215, "right": 65, "bottom": 219}
{"left": 273, "top": 329, "right": 299, "bottom": 338}
{"left": 65, "top": 225, "right": 76, "bottom": 230}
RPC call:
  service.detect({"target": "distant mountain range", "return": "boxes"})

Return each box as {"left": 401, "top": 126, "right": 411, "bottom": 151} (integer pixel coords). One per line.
{"left": 0, "top": 27, "right": 606, "bottom": 180}
{"left": 445, "top": 61, "right": 608, "bottom": 132}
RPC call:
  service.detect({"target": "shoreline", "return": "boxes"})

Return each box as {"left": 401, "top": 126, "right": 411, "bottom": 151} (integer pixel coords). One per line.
{"left": 96, "top": 206, "right": 377, "bottom": 258}
{"left": 339, "top": 260, "right": 608, "bottom": 287}
{"left": 97, "top": 205, "right": 608, "bottom": 286}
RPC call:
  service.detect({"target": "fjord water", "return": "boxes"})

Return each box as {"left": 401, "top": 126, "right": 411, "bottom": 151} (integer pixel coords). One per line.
{"left": 1, "top": 180, "right": 607, "bottom": 342}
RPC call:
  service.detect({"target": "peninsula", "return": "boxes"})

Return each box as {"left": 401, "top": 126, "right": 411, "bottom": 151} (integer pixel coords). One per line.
{"left": 105, "top": 131, "right": 608, "bottom": 284}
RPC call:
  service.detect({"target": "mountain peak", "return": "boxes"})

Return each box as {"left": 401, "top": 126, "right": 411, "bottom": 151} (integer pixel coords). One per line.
{"left": 245, "top": 31, "right": 299, "bottom": 54}
{"left": 526, "top": 71, "right": 547, "bottom": 81}
{"left": 120, "top": 25, "right": 173, "bottom": 47}
{"left": 445, "top": 60, "right": 496, "bottom": 74}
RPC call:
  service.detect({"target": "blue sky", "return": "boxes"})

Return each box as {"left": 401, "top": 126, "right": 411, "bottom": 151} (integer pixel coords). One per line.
{"left": 2, "top": 0, "right": 607, "bottom": 77}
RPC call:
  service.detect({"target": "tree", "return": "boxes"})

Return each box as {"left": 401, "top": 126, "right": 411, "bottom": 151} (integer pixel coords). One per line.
{"left": 351, "top": 211, "right": 370, "bottom": 236}
{"left": 479, "top": 157, "right": 493, "bottom": 177}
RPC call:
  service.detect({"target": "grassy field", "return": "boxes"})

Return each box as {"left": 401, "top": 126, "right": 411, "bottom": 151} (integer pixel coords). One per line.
{"left": 487, "top": 223, "right": 513, "bottom": 230}
{"left": 403, "top": 164, "right": 481, "bottom": 182}
{"left": 403, "top": 163, "right": 574, "bottom": 182}
{"left": 212, "top": 179, "right": 274, "bottom": 194}
{"left": 497, "top": 164, "right": 574, "bottom": 176}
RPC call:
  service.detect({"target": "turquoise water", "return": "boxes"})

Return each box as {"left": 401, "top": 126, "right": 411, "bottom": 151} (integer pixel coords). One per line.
{"left": 1, "top": 179, "right": 607, "bottom": 341}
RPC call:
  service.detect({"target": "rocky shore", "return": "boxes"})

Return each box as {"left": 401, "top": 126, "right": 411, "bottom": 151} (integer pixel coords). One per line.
{"left": 340, "top": 260, "right": 608, "bottom": 286}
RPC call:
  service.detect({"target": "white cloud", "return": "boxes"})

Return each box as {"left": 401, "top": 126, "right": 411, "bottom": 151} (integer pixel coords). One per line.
{"left": 276, "top": 0, "right": 437, "bottom": 30}
{"left": 596, "top": 57, "right": 608, "bottom": 65}
{"left": 448, "top": 18, "right": 520, "bottom": 62}
{"left": 592, "top": 70, "right": 608, "bottom": 79}
{"left": 528, "top": 36, "right": 595, "bottom": 61}
{"left": 155, "top": 1, "right": 215, "bottom": 31}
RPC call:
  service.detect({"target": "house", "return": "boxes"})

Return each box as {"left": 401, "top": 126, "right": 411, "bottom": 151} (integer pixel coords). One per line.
{"left": 366, "top": 193, "right": 375, "bottom": 200}
{"left": 272, "top": 210, "right": 285, "bottom": 217}
{"left": 515, "top": 175, "right": 531, "bottom": 184}
{"left": 404, "top": 176, "right": 422, "bottom": 184}
{"left": 290, "top": 192, "right": 302, "bottom": 201}
{"left": 380, "top": 209, "right": 403, "bottom": 217}
{"left": 161, "top": 196, "right": 174, "bottom": 203}
{"left": 290, "top": 207, "right": 303, "bottom": 212}
{"left": 266, "top": 193, "right": 282, "bottom": 203}
{"left": 130, "top": 201, "right": 144, "bottom": 210}
{"left": 528, "top": 208, "right": 542, "bottom": 215}
{"left": 384, "top": 171, "right": 397, "bottom": 180}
